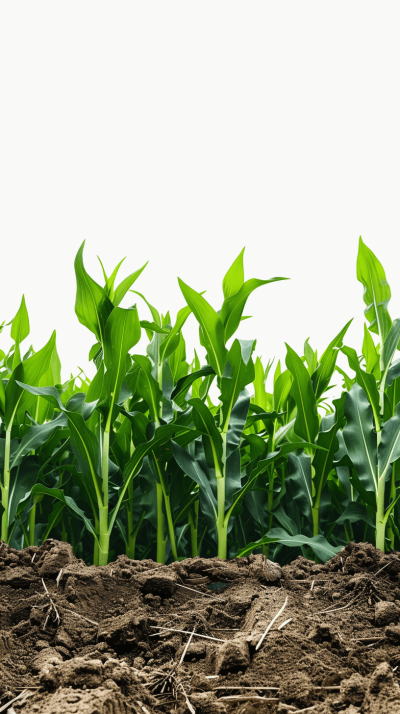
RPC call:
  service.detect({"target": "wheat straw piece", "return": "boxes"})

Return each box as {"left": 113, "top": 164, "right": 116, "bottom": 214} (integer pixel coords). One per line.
{"left": 374, "top": 561, "right": 391, "bottom": 577}
{"left": 255, "top": 596, "right": 288, "bottom": 651}
{"left": 42, "top": 578, "right": 60, "bottom": 627}
{"left": 61, "top": 606, "right": 98, "bottom": 626}
{"left": 150, "top": 626, "right": 226, "bottom": 642}
{"left": 278, "top": 617, "right": 292, "bottom": 630}
{"left": 219, "top": 696, "right": 279, "bottom": 702}
{"left": 179, "top": 628, "right": 196, "bottom": 664}
{"left": 313, "top": 593, "right": 362, "bottom": 616}
{"left": 0, "top": 690, "right": 33, "bottom": 713}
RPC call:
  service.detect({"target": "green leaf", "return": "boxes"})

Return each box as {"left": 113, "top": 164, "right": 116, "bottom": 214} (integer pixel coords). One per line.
{"left": 253, "top": 356, "right": 268, "bottom": 413}
{"left": 85, "top": 362, "right": 105, "bottom": 403}
{"left": 378, "top": 402, "right": 400, "bottom": 482}
{"left": 171, "top": 440, "right": 217, "bottom": 522}
{"left": 222, "top": 248, "right": 245, "bottom": 299}
{"left": 111, "top": 424, "right": 197, "bottom": 530}
{"left": 10, "top": 295, "right": 30, "bottom": 371}
{"left": 132, "top": 355, "right": 163, "bottom": 423}
{"left": 113, "top": 262, "right": 148, "bottom": 307}
{"left": 15, "top": 382, "right": 65, "bottom": 411}
{"left": 89, "top": 342, "right": 102, "bottom": 362}
{"left": 140, "top": 321, "right": 169, "bottom": 335}
{"left": 131, "top": 290, "right": 161, "bottom": 326}
{"left": 357, "top": 236, "right": 392, "bottom": 344}
{"left": 362, "top": 323, "right": 380, "bottom": 376}
{"left": 31, "top": 484, "right": 98, "bottom": 541}
{"left": 312, "top": 393, "right": 346, "bottom": 506}
{"left": 343, "top": 383, "right": 378, "bottom": 495}
{"left": 74, "top": 241, "right": 113, "bottom": 343}
{"left": 335, "top": 365, "right": 355, "bottom": 391}
{"left": 382, "top": 319, "right": 400, "bottom": 379}
{"left": 65, "top": 411, "right": 102, "bottom": 499}
{"left": 304, "top": 338, "right": 317, "bottom": 376}
{"left": 188, "top": 397, "right": 223, "bottom": 466}
{"left": 5, "top": 331, "right": 57, "bottom": 427}
{"left": 341, "top": 345, "right": 381, "bottom": 427}
{"left": 273, "top": 370, "right": 292, "bottom": 412}
{"left": 285, "top": 343, "right": 319, "bottom": 443}
{"left": 178, "top": 278, "right": 227, "bottom": 377}
{"left": 286, "top": 452, "right": 312, "bottom": 517}
{"left": 103, "top": 306, "right": 141, "bottom": 410}
{"left": 387, "top": 358, "right": 400, "bottom": 389}
{"left": 311, "top": 319, "right": 353, "bottom": 400}
{"left": 220, "top": 340, "right": 255, "bottom": 430}
{"left": 41, "top": 501, "right": 66, "bottom": 542}
{"left": 237, "top": 528, "right": 342, "bottom": 561}
{"left": 159, "top": 306, "right": 192, "bottom": 362}
{"left": 220, "top": 276, "right": 288, "bottom": 342}
{"left": 98, "top": 256, "right": 126, "bottom": 301}
{"left": 171, "top": 365, "right": 215, "bottom": 406}
{"left": 11, "top": 412, "right": 67, "bottom": 469}
{"left": 335, "top": 503, "right": 375, "bottom": 528}
{"left": 8, "top": 458, "right": 40, "bottom": 527}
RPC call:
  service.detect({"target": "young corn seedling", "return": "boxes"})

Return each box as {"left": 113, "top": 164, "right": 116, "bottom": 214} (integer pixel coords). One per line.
{"left": 172, "top": 248, "right": 302, "bottom": 558}
{"left": 339, "top": 238, "right": 400, "bottom": 551}
{"left": 0, "top": 295, "right": 58, "bottom": 543}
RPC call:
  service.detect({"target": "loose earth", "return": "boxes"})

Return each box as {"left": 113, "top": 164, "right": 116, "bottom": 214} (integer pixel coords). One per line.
{"left": 1, "top": 540, "right": 400, "bottom": 713}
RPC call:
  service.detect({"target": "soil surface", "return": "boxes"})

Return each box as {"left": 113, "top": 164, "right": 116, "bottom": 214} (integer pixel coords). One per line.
{"left": 1, "top": 541, "right": 400, "bottom": 713}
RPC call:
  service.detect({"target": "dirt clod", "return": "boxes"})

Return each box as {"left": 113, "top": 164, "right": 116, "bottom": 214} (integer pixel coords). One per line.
{"left": 215, "top": 638, "right": 250, "bottom": 673}
{"left": 375, "top": 600, "right": 400, "bottom": 626}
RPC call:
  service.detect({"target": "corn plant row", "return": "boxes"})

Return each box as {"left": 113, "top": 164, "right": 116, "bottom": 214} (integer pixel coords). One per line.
{"left": 1, "top": 238, "right": 400, "bottom": 566}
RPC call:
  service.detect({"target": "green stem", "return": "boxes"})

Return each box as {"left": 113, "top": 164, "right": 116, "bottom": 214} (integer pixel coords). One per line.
{"left": 376, "top": 476, "right": 386, "bottom": 551}
{"left": 154, "top": 457, "right": 178, "bottom": 561}
{"left": 156, "top": 481, "right": 166, "bottom": 563}
{"left": 188, "top": 503, "right": 199, "bottom": 557}
{"left": 98, "top": 506, "right": 109, "bottom": 566}
{"left": 126, "top": 510, "right": 145, "bottom": 560}
{"left": 216, "top": 475, "right": 227, "bottom": 559}
{"left": 125, "top": 478, "right": 135, "bottom": 558}
{"left": 262, "top": 469, "right": 275, "bottom": 557}
{"left": 1, "top": 429, "right": 12, "bottom": 543}
{"left": 93, "top": 514, "right": 100, "bottom": 566}
{"left": 98, "top": 421, "right": 111, "bottom": 566}
{"left": 29, "top": 501, "right": 37, "bottom": 547}
{"left": 312, "top": 506, "right": 319, "bottom": 537}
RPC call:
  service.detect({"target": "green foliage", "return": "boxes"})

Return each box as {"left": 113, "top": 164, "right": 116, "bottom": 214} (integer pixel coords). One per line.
{"left": 2, "top": 236, "right": 400, "bottom": 564}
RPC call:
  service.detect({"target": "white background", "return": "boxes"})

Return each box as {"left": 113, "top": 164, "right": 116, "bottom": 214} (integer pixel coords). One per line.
{"left": 1, "top": 3, "right": 399, "bottom": 397}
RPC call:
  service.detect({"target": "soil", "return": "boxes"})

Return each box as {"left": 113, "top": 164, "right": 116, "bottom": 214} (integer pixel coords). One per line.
{"left": 1, "top": 541, "right": 400, "bottom": 713}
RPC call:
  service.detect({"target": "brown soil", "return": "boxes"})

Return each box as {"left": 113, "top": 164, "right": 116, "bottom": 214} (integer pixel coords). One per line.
{"left": 2, "top": 541, "right": 400, "bottom": 714}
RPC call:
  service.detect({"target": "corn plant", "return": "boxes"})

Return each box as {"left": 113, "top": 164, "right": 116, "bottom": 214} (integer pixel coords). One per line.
{"left": 2, "top": 236, "right": 400, "bottom": 565}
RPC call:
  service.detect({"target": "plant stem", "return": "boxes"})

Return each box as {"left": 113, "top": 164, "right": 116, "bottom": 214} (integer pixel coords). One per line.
{"left": 156, "top": 481, "right": 166, "bottom": 563}
{"left": 376, "top": 475, "right": 386, "bottom": 551}
{"left": 154, "top": 456, "right": 178, "bottom": 561}
{"left": 126, "top": 511, "right": 145, "bottom": 560}
{"left": 125, "top": 477, "right": 135, "bottom": 558}
{"left": 1, "top": 429, "right": 11, "bottom": 543}
{"left": 98, "top": 506, "right": 109, "bottom": 566}
{"left": 312, "top": 506, "right": 319, "bottom": 537}
{"left": 98, "top": 422, "right": 111, "bottom": 566}
{"left": 29, "top": 501, "right": 37, "bottom": 546}
{"left": 216, "top": 475, "right": 227, "bottom": 559}
{"left": 188, "top": 503, "right": 199, "bottom": 557}
{"left": 93, "top": 514, "right": 100, "bottom": 566}
{"left": 262, "top": 469, "right": 275, "bottom": 557}
{"left": 215, "top": 431, "right": 227, "bottom": 559}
